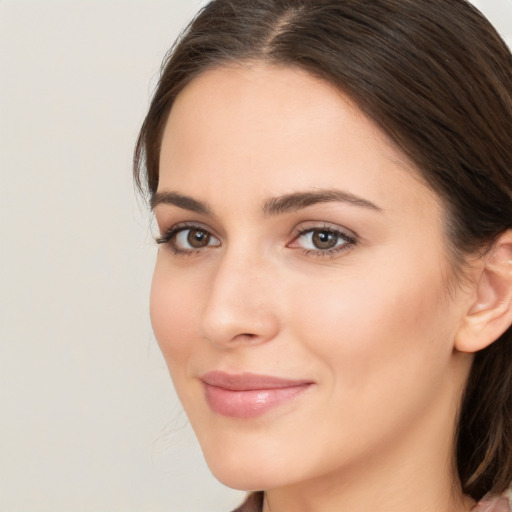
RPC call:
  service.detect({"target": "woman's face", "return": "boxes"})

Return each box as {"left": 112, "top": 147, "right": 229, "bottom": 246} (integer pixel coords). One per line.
{"left": 151, "top": 64, "right": 472, "bottom": 492}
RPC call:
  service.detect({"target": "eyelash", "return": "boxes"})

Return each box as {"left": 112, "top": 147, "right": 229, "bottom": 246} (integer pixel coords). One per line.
{"left": 155, "top": 223, "right": 357, "bottom": 258}
{"left": 155, "top": 222, "right": 217, "bottom": 256}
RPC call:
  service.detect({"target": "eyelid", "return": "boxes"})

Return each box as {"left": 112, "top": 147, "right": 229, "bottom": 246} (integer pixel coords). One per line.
{"left": 290, "top": 221, "right": 357, "bottom": 241}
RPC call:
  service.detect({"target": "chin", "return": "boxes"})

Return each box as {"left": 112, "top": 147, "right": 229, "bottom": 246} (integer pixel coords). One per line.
{"left": 201, "top": 447, "right": 271, "bottom": 490}
{"left": 199, "top": 437, "right": 295, "bottom": 491}
{"left": 210, "top": 470, "right": 267, "bottom": 492}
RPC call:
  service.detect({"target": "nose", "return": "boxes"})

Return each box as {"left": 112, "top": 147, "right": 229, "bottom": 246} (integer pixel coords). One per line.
{"left": 200, "top": 247, "right": 280, "bottom": 349}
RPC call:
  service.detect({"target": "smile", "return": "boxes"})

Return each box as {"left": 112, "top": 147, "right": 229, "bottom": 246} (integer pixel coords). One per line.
{"left": 201, "top": 371, "right": 314, "bottom": 418}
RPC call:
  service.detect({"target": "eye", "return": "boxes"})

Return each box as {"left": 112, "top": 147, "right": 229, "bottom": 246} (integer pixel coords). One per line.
{"left": 289, "top": 226, "right": 356, "bottom": 255}
{"left": 156, "top": 224, "right": 220, "bottom": 254}
{"left": 176, "top": 228, "right": 215, "bottom": 249}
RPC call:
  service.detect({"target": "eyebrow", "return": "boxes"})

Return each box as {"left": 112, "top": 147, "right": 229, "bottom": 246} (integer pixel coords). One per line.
{"left": 151, "top": 189, "right": 381, "bottom": 215}
{"left": 262, "top": 189, "right": 381, "bottom": 216}
{"left": 151, "top": 191, "right": 212, "bottom": 215}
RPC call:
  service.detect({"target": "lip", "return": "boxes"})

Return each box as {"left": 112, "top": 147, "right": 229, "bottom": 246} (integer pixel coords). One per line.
{"left": 201, "top": 371, "right": 313, "bottom": 418}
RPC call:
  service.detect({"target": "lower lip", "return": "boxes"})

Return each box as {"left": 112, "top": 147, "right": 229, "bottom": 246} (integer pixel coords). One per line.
{"left": 204, "top": 383, "right": 311, "bottom": 418}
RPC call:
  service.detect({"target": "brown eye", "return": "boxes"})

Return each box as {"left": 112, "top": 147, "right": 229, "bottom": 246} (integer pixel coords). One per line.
{"left": 187, "top": 228, "right": 211, "bottom": 248}
{"left": 289, "top": 226, "right": 355, "bottom": 255}
{"left": 165, "top": 226, "right": 220, "bottom": 252}
{"left": 312, "top": 230, "right": 338, "bottom": 250}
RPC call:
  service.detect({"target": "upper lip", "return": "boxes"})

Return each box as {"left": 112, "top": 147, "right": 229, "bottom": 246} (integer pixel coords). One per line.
{"left": 201, "top": 371, "right": 313, "bottom": 391}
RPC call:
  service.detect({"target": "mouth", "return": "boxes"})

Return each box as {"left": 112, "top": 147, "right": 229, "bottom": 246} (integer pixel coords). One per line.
{"left": 200, "top": 371, "right": 314, "bottom": 418}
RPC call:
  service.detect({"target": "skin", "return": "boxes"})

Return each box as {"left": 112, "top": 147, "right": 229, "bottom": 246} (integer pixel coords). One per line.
{"left": 150, "top": 63, "right": 478, "bottom": 512}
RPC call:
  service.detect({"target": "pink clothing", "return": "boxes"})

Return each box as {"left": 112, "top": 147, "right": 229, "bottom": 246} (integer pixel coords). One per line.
{"left": 233, "top": 490, "right": 512, "bottom": 512}
{"left": 472, "top": 495, "right": 512, "bottom": 512}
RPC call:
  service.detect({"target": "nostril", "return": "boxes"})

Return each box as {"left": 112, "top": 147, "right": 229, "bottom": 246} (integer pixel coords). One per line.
{"left": 237, "top": 333, "right": 258, "bottom": 340}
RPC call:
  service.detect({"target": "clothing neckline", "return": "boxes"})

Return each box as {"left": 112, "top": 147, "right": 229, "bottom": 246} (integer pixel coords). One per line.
{"left": 234, "top": 491, "right": 512, "bottom": 512}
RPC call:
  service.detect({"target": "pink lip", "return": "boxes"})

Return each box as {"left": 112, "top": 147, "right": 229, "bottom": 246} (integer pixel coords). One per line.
{"left": 201, "top": 371, "right": 313, "bottom": 418}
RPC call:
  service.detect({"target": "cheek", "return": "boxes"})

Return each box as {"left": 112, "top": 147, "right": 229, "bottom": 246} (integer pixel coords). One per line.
{"left": 286, "top": 256, "right": 456, "bottom": 396}
{"left": 149, "top": 260, "right": 199, "bottom": 369}
{"left": 278, "top": 260, "right": 461, "bottom": 467}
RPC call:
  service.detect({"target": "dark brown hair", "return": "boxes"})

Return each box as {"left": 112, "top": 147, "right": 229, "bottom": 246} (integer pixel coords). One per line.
{"left": 134, "top": 0, "right": 512, "bottom": 501}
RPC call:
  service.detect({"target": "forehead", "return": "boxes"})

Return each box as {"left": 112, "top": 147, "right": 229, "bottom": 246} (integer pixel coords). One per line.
{"left": 158, "top": 63, "right": 439, "bottom": 218}
{"left": 162, "top": 63, "right": 398, "bottom": 164}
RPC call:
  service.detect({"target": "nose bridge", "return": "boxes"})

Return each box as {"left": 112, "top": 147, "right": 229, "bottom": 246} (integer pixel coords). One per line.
{"left": 200, "top": 240, "right": 279, "bottom": 347}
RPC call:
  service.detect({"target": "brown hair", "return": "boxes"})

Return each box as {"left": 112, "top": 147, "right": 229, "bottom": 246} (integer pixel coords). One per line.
{"left": 134, "top": 0, "right": 512, "bottom": 501}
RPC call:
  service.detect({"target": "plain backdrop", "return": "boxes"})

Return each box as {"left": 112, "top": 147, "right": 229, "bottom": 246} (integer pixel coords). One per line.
{"left": 1, "top": 1, "right": 511, "bottom": 511}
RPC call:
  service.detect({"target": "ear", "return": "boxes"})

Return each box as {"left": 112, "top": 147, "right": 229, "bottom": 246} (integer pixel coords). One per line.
{"left": 455, "top": 230, "right": 512, "bottom": 353}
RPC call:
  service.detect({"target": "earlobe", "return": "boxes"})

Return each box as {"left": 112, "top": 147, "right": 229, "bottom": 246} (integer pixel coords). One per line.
{"left": 455, "top": 230, "right": 512, "bottom": 353}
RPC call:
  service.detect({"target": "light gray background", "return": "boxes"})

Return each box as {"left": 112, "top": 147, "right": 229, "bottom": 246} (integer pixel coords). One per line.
{"left": 1, "top": 1, "right": 511, "bottom": 511}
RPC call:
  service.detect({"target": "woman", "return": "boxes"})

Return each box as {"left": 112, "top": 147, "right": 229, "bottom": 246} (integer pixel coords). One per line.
{"left": 134, "top": 1, "right": 512, "bottom": 511}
